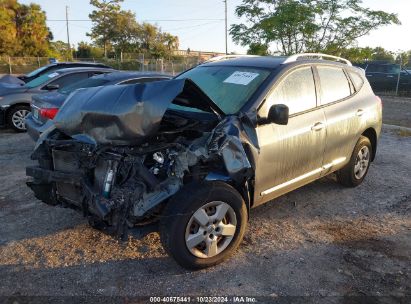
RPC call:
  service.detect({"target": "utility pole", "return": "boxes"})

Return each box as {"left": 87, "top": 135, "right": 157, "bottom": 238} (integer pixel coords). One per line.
{"left": 395, "top": 51, "right": 403, "bottom": 96}
{"left": 224, "top": 0, "right": 228, "bottom": 55}
{"left": 66, "top": 6, "right": 71, "bottom": 60}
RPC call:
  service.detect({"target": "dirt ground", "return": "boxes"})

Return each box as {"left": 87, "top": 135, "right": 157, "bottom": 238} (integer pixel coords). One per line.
{"left": 381, "top": 96, "right": 411, "bottom": 128}
{"left": 0, "top": 97, "right": 410, "bottom": 302}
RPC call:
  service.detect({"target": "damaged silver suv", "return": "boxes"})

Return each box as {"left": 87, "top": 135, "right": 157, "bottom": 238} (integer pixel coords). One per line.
{"left": 26, "top": 54, "right": 382, "bottom": 269}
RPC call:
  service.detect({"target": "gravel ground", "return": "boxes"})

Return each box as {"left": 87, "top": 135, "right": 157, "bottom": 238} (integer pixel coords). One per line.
{"left": 381, "top": 96, "right": 411, "bottom": 128}
{"left": 0, "top": 102, "right": 410, "bottom": 302}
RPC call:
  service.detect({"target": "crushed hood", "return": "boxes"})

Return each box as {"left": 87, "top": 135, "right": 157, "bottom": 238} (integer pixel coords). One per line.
{"left": 53, "top": 79, "right": 223, "bottom": 146}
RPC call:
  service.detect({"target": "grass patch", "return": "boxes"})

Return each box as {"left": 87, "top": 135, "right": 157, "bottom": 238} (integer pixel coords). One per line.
{"left": 397, "top": 129, "right": 411, "bottom": 137}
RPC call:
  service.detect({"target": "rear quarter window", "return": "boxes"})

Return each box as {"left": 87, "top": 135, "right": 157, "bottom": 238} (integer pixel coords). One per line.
{"left": 348, "top": 71, "right": 364, "bottom": 91}
{"left": 317, "top": 66, "right": 351, "bottom": 104}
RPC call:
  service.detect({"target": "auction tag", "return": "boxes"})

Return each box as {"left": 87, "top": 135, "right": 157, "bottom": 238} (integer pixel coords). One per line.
{"left": 48, "top": 72, "right": 59, "bottom": 78}
{"left": 223, "top": 71, "right": 259, "bottom": 85}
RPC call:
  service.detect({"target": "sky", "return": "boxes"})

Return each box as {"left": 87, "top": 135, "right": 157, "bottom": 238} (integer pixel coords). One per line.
{"left": 19, "top": 0, "right": 411, "bottom": 54}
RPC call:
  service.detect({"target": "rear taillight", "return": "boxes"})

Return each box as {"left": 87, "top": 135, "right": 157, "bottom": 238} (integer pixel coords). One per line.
{"left": 40, "top": 108, "right": 59, "bottom": 120}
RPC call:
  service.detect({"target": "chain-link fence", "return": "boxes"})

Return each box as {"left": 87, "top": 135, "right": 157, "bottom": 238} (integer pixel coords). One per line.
{"left": 77, "top": 56, "right": 203, "bottom": 75}
{"left": 0, "top": 56, "right": 52, "bottom": 75}
{"left": 0, "top": 55, "right": 211, "bottom": 76}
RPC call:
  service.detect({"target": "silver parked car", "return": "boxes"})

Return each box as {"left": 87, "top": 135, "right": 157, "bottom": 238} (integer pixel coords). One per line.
{"left": 27, "top": 53, "right": 382, "bottom": 269}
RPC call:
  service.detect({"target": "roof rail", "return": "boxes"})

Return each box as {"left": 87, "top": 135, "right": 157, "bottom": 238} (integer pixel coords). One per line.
{"left": 203, "top": 54, "right": 259, "bottom": 63}
{"left": 283, "top": 53, "right": 352, "bottom": 66}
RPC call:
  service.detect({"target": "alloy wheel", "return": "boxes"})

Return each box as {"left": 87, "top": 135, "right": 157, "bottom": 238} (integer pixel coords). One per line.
{"left": 185, "top": 201, "right": 237, "bottom": 259}
{"left": 354, "top": 146, "right": 370, "bottom": 179}
{"left": 11, "top": 109, "right": 30, "bottom": 130}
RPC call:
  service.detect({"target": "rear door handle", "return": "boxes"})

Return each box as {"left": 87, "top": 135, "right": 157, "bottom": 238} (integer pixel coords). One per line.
{"left": 356, "top": 109, "right": 365, "bottom": 117}
{"left": 311, "top": 122, "right": 325, "bottom": 131}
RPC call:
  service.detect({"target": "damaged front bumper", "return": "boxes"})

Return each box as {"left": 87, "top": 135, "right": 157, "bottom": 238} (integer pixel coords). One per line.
{"left": 26, "top": 79, "right": 259, "bottom": 240}
{"left": 27, "top": 139, "right": 188, "bottom": 239}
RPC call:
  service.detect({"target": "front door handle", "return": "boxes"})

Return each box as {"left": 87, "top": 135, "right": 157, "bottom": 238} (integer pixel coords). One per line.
{"left": 356, "top": 109, "right": 365, "bottom": 117}
{"left": 311, "top": 122, "right": 325, "bottom": 131}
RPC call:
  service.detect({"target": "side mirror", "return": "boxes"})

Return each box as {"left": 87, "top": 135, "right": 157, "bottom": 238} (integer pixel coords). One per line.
{"left": 44, "top": 84, "right": 59, "bottom": 90}
{"left": 267, "top": 104, "right": 289, "bottom": 125}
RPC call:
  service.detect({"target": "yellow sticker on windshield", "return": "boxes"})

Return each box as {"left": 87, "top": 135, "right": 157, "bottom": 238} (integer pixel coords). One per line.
{"left": 223, "top": 71, "right": 260, "bottom": 85}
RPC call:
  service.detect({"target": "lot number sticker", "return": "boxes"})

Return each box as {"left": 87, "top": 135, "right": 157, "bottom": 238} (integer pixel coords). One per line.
{"left": 224, "top": 71, "right": 260, "bottom": 85}
{"left": 48, "top": 72, "right": 59, "bottom": 78}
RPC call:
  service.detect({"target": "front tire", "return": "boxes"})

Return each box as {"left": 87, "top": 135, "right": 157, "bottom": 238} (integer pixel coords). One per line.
{"left": 337, "top": 136, "right": 372, "bottom": 187}
{"left": 159, "top": 181, "right": 247, "bottom": 269}
{"left": 7, "top": 105, "right": 30, "bottom": 132}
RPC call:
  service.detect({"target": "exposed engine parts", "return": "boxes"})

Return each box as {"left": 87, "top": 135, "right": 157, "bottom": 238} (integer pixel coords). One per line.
{"left": 27, "top": 79, "right": 258, "bottom": 240}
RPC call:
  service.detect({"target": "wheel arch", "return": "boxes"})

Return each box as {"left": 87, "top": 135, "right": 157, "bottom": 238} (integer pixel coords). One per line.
{"left": 361, "top": 128, "right": 378, "bottom": 161}
{"left": 204, "top": 172, "right": 253, "bottom": 218}
{"left": 6, "top": 102, "right": 31, "bottom": 117}
{"left": 5, "top": 102, "right": 31, "bottom": 130}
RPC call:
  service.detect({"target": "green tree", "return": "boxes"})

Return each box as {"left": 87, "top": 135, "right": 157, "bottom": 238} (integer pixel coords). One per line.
{"left": 396, "top": 51, "right": 411, "bottom": 67}
{"left": 247, "top": 43, "right": 269, "bottom": 55}
{"left": 88, "top": 0, "right": 179, "bottom": 59}
{"left": 0, "top": 0, "right": 18, "bottom": 55}
{"left": 371, "top": 47, "right": 394, "bottom": 62}
{"left": 49, "top": 40, "right": 71, "bottom": 58}
{"left": 76, "top": 41, "right": 104, "bottom": 58}
{"left": 88, "top": 0, "right": 123, "bottom": 58}
{"left": 336, "top": 46, "right": 396, "bottom": 63}
{"left": 231, "top": 0, "right": 400, "bottom": 55}
{"left": 110, "top": 10, "right": 140, "bottom": 57}
{"left": 0, "top": 0, "right": 52, "bottom": 56}
{"left": 339, "top": 47, "right": 374, "bottom": 63}
{"left": 140, "top": 24, "right": 179, "bottom": 58}
{"left": 162, "top": 32, "right": 179, "bottom": 52}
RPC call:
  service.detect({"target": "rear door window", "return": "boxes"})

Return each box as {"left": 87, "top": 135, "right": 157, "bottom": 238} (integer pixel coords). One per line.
{"left": 264, "top": 66, "right": 317, "bottom": 116}
{"left": 317, "top": 66, "right": 351, "bottom": 104}
{"left": 46, "top": 72, "right": 89, "bottom": 89}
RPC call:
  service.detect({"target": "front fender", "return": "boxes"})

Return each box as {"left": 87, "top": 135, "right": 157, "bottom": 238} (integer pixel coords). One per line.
{"left": 205, "top": 172, "right": 252, "bottom": 218}
{"left": 0, "top": 93, "right": 32, "bottom": 108}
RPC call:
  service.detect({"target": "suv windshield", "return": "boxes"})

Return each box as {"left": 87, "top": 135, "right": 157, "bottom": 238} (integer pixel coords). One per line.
{"left": 25, "top": 71, "right": 61, "bottom": 89}
{"left": 58, "top": 77, "right": 110, "bottom": 95}
{"left": 175, "top": 66, "right": 271, "bottom": 114}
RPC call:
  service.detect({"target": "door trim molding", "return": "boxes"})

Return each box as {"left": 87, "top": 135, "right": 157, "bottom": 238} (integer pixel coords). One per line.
{"left": 260, "top": 157, "right": 346, "bottom": 196}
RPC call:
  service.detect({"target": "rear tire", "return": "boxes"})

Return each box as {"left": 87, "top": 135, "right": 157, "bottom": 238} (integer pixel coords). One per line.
{"left": 159, "top": 181, "right": 247, "bottom": 269}
{"left": 337, "top": 136, "right": 372, "bottom": 187}
{"left": 7, "top": 105, "right": 30, "bottom": 132}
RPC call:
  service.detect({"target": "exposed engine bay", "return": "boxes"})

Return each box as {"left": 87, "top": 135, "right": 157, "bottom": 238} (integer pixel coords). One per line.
{"left": 26, "top": 79, "right": 258, "bottom": 239}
